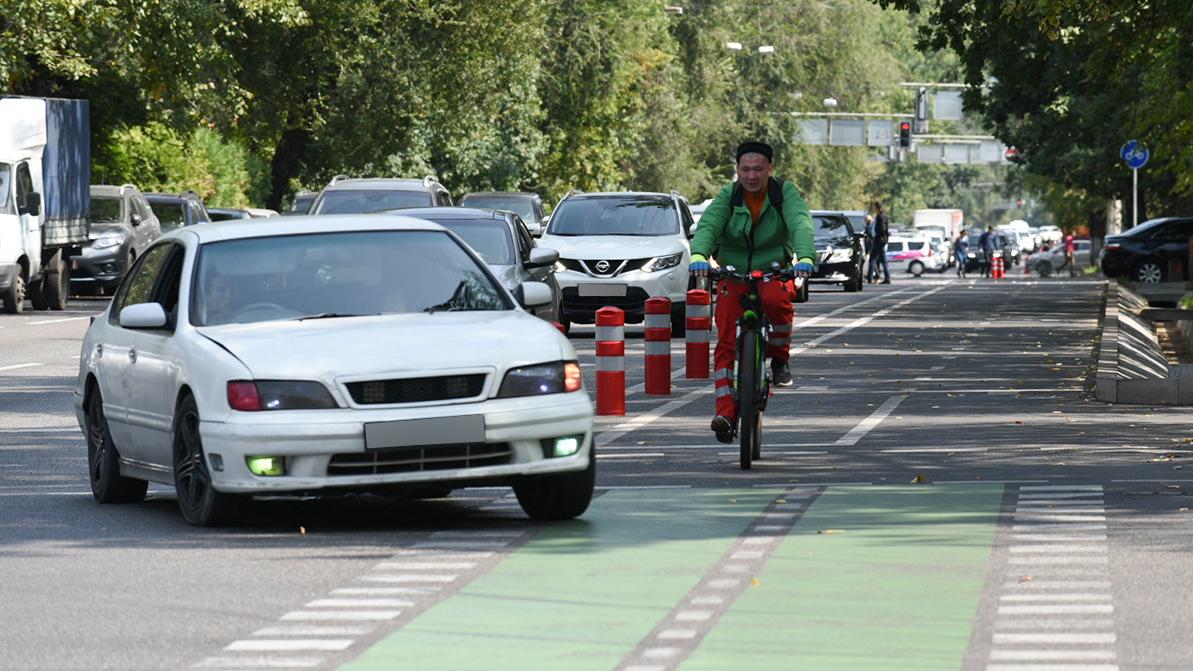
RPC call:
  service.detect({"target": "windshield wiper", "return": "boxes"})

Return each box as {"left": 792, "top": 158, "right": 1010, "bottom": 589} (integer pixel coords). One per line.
{"left": 293, "top": 312, "right": 378, "bottom": 321}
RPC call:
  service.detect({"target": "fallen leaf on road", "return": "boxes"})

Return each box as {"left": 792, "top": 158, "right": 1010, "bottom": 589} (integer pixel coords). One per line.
{"left": 299, "top": 526, "right": 307, "bottom": 535}
{"left": 818, "top": 529, "right": 845, "bottom": 534}
{"left": 1164, "top": 483, "right": 1184, "bottom": 490}
{"left": 1013, "top": 420, "right": 1023, "bottom": 425}
{"left": 1180, "top": 507, "right": 1190, "bottom": 512}
{"left": 775, "top": 499, "right": 786, "bottom": 504}
{"left": 729, "top": 498, "right": 737, "bottom": 503}
{"left": 1018, "top": 575, "right": 1034, "bottom": 583}
{"left": 911, "top": 474, "right": 927, "bottom": 484}
{"left": 637, "top": 440, "right": 651, "bottom": 446}
{"left": 751, "top": 578, "right": 762, "bottom": 586}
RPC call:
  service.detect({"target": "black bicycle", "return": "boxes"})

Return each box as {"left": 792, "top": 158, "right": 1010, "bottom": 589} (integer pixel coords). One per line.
{"left": 710, "top": 264, "right": 801, "bottom": 469}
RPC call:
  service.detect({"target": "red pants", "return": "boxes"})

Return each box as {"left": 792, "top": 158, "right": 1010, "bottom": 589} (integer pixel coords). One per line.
{"left": 713, "top": 278, "right": 795, "bottom": 420}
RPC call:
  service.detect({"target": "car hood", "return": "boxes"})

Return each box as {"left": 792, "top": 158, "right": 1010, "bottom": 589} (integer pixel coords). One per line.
{"left": 88, "top": 223, "right": 128, "bottom": 238}
{"left": 487, "top": 264, "right": 520, "bottom": 290}
{"left": 814, "top": 234, "right": 853, "bottom": 249}
{"left": 196, "top": 311, "right": 571, "bottom": 381}
{"left": 539, "top": 234, "right": 686, "bottom": 260}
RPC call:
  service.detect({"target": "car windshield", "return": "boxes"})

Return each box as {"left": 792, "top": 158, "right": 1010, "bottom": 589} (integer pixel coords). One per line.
{"left": 813, "top": 215, "right": 851, "bottom": 237}
{"left": 424, "top": 218, "right": 515, "bottom": 265}
{"left": 90, "top": 196, "right": 122, "bottom": 223}
{"left": 548, "top": 196, "right": 679, "bottom": 236}
{"left": 149, "top": 200, "right": 187, "bottom": 231}
{"left": 312, "top": 189, "right": 432, "bottom": 214}
{"left": 191, "top": 230, "right": 509, "bottom": 326}
{"left": 460, "top": 195, "right": 538, "bottom": 222}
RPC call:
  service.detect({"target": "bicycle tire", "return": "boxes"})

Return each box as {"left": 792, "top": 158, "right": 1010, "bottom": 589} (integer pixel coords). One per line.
{"left": 738, "top": 328, "right": 760, "bottom": 470}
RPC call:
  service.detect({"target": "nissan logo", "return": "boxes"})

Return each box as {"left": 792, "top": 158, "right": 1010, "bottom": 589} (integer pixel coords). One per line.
{"left": 595, "top": 260, "right": 611, "bottom": 273}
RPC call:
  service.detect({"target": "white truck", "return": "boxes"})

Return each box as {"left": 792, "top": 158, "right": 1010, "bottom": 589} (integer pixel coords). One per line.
{"left": 0, "top": 96, "right": 91, "bottom": 313}
{"left": 913, "top": 209, "right": 964, "bottom": 267}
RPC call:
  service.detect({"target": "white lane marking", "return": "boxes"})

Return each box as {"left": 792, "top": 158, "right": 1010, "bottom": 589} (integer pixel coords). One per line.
{"left": 603, "top": 485, "right": 692, "bottom": 490}
{"left": 305, "top": 598, "right": 414, "bottom": 608}
{"left": 793, "top": 287, "right": 915, "bottom": 330}
{"left": 253, "top": 625, "right": 375, "bottom": 636}
{"left": 280, "top": 610, "right": 402, "bottom": 620}
{"left": 331, "top": 587, "right": 436, "bottom": 596}
{"left": 989, "top": 650, "right": 1116, "bottom": 661}
{"left": 730, "top": 550, "right": 764, "bottom": 560}
{"left": 998, "top": 604, "right": 1114, "bottom": 615}
{"left": 690, "top": 596, "right": 724, "bottom": 605}
{"left": 1009, "top": 545, "right": 1106, "bottom": 554}
{"left": 835, "top": 395, "right": 905, "bottom": 446}
{"left": 1015, "top": 516, "right": 1107, "bottom": 524}
{"left": 623, "top": 665, "right": 666, "bottom": 671}
{"left": 226, "top": 639, "right": 354, "bottom": 651}
{"left": 1020, "top": 485, "right": 1104, "bottom": 492}
{"left": 791, "top": 286, "right": 947, "bottom": 355}
{"left": 994, "top": 619, "right": 1116, "bottom": 630}
{"left": 674, "top": 610, "right": 713, "bottom": 622}
{"left": 1012, "top": 535, "right": 1108, "bottom": 542}
{"left": 1011, "top": 524, "right": 1106, "bottom": 533}
{"left": 707, "top": 578, "right": 740, "bottom": 589}
{"left": 0, "top": 363, "right": 43, "bottom": 372}
{"left": 0, "top": 427, "right": 77, "bottom": 433}
{"left": 358, "top": 574, "right": 457, "bottom": 583}
{"left": 1015, "top": 500, "right": 1105, "bottom": 506}
{"left": 883, "top": 447, "right": 987, "bottom": 453}
{"left": 1015, "top": 493, "right": 1105, "bottom": 500}
{"left": 642, "top": 647, "right": 681, "bottom": 659}
{"left": 985, "top": 665, "right": 1119, "bottom": 671}
{"left": 26, "top": 316, "right": 92, "bottom": 325}
{"left": 930, "top": 365, "right": 946, "bottom": 371}
{"left": 603, "top": 443, "right": 834, "bottom": 450}
{"left": 412, "top": 540, "right": 510, "bottom": 549}
{"left": 657, "top": 629, "right": 698, "bottom": 640}
{"left": 195, "top": 656, "right": 322, "bottom": 668}
{"left": 1001, "top": 594, "right": 1112, "bottom": 602}
{"left": 374, "top": 561, "right": 477, "bottom": 571}
{"left": 1008, "top": 557, "right": 1109, "bottom": 565}
{"left": 1001, "top": 581, "right": 1112, "bottom": 589}
{"left": 429, "top": 530, "right": 525, "bottom": 538}
{"left": 598, "top": 453, "right": 666, "bottom": 459}
{"left": 992, "top": 632, "right": 1116, "bottom": 644}
{"left": 1016, "top": 507, "right": 1105, "bottom": 513}
{"left": 595, "top": 387, "right": 707, "bottom": 448}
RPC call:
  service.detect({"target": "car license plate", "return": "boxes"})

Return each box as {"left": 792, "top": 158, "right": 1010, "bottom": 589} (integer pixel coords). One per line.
{"left": 578, "top": 283, "right": 627, "bottom": 297}
{"left": 364, "top": 415, "right": 485, "bottom": 450}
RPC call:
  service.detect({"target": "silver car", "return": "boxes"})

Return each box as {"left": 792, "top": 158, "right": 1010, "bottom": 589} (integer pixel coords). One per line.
{"left": 399, "top": 207, "right": 562, "bottom": 322}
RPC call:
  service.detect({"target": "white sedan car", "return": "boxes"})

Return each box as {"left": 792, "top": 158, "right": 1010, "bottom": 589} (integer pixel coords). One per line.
{"left": 75, "top": 215, "right": 595, "bottom": 526}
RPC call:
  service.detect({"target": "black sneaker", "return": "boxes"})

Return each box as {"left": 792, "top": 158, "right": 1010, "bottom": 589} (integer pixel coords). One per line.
{"left": 771, "top": 360, "right": 793, "bottom": 387}
{"left": 711, "top": 415, "right": 734, "bottom": 443}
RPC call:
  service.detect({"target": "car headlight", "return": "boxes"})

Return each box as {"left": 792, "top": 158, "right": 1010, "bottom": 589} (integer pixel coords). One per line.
{"left": 555, "top": 261, "right": 568, "bottom": 272}
{"left": 497, "top": 361, "right": 582, "bottom": 398}
{"left": 92, "top": 232, "right": 126, "bottom": 249}
{"left": 641, "top": 253, "right": 683, "bottom": 273}
{"left": 826, "top": 247, "right": 853, "bottom": 263}
{"left": 226, "top": 380, "right": 338, "bottom": 411}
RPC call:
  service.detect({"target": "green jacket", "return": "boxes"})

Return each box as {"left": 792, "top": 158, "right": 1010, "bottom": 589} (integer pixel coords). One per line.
{"left": 690, "top": 179, "right": 816, "bottom": 271}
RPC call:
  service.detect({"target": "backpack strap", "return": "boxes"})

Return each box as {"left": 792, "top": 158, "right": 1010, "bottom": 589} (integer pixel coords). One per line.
{"left": 730, "top": 182, "right": 744, "bottom": 207}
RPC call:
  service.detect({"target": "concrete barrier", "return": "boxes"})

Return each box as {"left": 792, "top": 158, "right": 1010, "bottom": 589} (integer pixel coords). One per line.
{"left": 1095, "top": 282, "right": 1193, "bottom": 404}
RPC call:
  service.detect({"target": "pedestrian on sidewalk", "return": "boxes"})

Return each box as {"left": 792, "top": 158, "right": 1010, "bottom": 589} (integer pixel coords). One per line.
{"left": 867, "top": 201, "right": 890, "bottom": 284}
{"left": 863, "top": 213, "right": 875, "bottom": 270}
{"left": 954, "top": 230, "right": 969, "bottom": 278}
{"left": 1063, "top": 230, "right": 1077, "bottom": 277}
{"left": 979, "top": 226, "right": 995, "bottom": 278}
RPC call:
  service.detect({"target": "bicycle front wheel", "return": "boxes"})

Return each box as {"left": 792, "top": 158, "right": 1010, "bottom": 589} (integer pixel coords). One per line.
{"left": 738, "top": 328, "right": 762, "bottom": 470}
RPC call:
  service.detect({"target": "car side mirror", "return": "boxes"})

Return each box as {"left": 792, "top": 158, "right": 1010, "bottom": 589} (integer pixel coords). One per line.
{"left": 20, "top": 192, "right": 41, "bottom": 216}
{"left": 516, "top": 281, "right": 553, "bottom": 308}
{"left": 526, "top": 247, "right": 559, "bottom": 268}
{"left": 688, "top": 222, "right": 698, "bottom": 239}
{"left": 120, "top": 302, "right": 168, "bottom": 329}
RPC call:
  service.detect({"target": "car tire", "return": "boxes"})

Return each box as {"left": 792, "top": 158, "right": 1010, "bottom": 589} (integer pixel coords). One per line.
{"left": 513, "top": 450, "right": 595, "bottom": 521}
{"left": 85, "top": 385, "right": 148, "bottom": 503}
{"left": 909, "top": 261, "right": 925, "bottom": 277}
{"left": 793, "top": 279, "right": 809, "bottom": 303}
{"left": 670, "top": 303, "right": 686, "bottom": 337}
{"left": 42, "top": 250, "right": 69, "bottom": 310}
{"left": 843, "top": 263, "right": 862, "bottom": 292}
{"left": 27, "top": 276, "right": 47, "bottom": 310}
{"left": 1135, "top": 259, "right": 1164, "bottom": 284}
{"left": 173, "top": 395, "right": 244, "bottom": 526}
{"left": 1, "top": 271, "right": 24, "bottom": 314}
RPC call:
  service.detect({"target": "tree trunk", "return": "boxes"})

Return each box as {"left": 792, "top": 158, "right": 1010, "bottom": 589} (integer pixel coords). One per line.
{"left": 266, "top": 129, "right": 311, "bottom": 211}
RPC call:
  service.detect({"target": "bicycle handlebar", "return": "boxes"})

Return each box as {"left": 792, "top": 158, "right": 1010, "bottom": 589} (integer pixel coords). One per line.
{"left": 708, "top": 265, "right": 800, "bottom": 283}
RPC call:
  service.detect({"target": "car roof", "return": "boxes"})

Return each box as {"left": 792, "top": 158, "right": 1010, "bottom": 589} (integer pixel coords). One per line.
{"left": 461, "top": 191, "right": 540, "bottom": 200}
{"left": 91, "top": 185, "right": 132, "bottom": 197}
{"left": 321, "top": 178, "right": 430, "bottom": 192}
{"left": 568, "top": 191, "right": 673, "bottom": 199}
{"left": 397, "top": 207, "right": 506, "bottom": 221}
{"left": 811, "top": 210, "right": 852, "bottom": 217}
{"left": 164, "top": 214, "right": 448, "bottom": 245}
{"left": 146, "top": 192, "right": 201, "bottom": 202}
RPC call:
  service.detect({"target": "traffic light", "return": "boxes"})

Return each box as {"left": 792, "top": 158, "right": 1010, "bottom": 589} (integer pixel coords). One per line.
{"left": 898, "top": 121, "right": 912, "bottom": 148}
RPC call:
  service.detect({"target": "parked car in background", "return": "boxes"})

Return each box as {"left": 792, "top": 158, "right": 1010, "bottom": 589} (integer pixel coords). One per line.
{"left": 207, "top": 208, "right": 252, "bottom": 222}
{"left": 74, "top": 214, "right": 594, "bottom": 525}
{"left": 539, "top": 191, "right": 693, "bottom": 333}
{"left": 1038, "top": 225, "right": 1063, "bottom": 245}
{"left": 810, "top": 210, "right": 865, "bottom": 292}
{"left": 1100, "top": 217, "right": 1193, "bottom": 283}
{"left": 146, "top": 191, "right": 211, "bottom": 231}
{"left": 72, "top": 184, "right": 162, "bottom": 295}
{"left": 398, "top": 207, "right": 562, "bottom": 322}
{"left": 284, "top": 191, "right": 316, "bottom": 215}
{"left": 309, "top": 176, "right": 452, "bottom": 215}
{"left": 962, "top": 231, "right": 1013, "bottom": 273}
{"left": 459, "top": 192, "right": 547, "bottom": 237}
{"left": 690, "top": 198, "right": 714, "bottom": 225}
{"left": 886, "top": 235, "right": 944, "bottom": 277}
{"left": 1032, "top": 239, "right": 1091, "bottom": 277}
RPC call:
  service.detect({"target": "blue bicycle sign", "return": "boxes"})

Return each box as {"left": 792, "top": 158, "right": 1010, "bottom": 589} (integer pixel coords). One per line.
{"left": 1120, "top": 140, "right": 1150, "bottom": 170}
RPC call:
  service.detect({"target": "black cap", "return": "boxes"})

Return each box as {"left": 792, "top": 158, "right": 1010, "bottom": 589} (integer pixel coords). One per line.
{"left": 735, "top": 141, "right": 774, "bottom": 163}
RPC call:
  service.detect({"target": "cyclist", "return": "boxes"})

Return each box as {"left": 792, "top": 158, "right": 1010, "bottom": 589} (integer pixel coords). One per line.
{"left": 689, "top": 141, "right": 816, "bottom": 444}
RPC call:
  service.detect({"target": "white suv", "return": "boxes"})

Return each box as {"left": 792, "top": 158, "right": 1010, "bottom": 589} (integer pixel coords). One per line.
{"left": 540, "top": 191, "right": 693, "bottom": 333}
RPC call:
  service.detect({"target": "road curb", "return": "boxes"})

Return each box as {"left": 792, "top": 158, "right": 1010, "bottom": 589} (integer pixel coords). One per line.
{"left": 1094, "top": 282, "right": 1193, "bottom": 404}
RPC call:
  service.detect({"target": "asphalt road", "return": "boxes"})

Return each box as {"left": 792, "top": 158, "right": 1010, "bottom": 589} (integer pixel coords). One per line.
{"left": 2, "top": 276, "right": 1192, "bottom": 670}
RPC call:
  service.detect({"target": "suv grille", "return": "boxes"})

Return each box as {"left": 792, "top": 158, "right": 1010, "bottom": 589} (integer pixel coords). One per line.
{"left": 580, "top": 257, "right": 653, "bottom": 277}
{"left": 346, "top": 374, "right": 486, "bottom": 405}
{"left": 328, "top": 443, "right": 512, "bottom": 475}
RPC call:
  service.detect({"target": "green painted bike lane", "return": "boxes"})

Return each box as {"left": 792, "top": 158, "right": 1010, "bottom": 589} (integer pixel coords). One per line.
{"left": 341, "top": 485, "right": 1003, "bottom": 671}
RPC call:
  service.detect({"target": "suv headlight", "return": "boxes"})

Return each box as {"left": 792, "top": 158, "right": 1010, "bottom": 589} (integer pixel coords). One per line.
{"left": 93, "top": 232, "right": 126, "bottom": 250}
{"left": 498, "top": 361, "right": 582, "bottom": 398}
{"left": 641, "top": 253, "right": 683, "bottom": 273}
{"left": 226, "top": 380, "right": 338, "bottom": 411}
{"left": 826, "top": 247, "right": 853, "bottom": 263}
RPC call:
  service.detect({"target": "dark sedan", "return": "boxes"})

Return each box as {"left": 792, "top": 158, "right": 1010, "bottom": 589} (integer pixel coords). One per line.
{"left": 1100, "top": 217, "right": 1193, "bottom": 283}
{"left": 810, "top": 210, "right": 865, "bottom": 292}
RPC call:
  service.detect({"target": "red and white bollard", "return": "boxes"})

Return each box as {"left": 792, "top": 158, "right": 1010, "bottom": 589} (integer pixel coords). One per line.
{"left": 685, "top": 289, "right": 711, "bottom": 378}
{"left": 595, "top": 306, "right": 626, "bottom": 415}
{"left": 994, "top": 255, "right": 1005, "bottom": 279}
{"left": 643, "top": 297, "right": 671, "bottom": 395}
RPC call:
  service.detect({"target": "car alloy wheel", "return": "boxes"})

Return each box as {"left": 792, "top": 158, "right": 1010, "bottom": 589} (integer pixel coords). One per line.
{"left": 85, "top": 387, "right": 147, "bottom": 503}
{"left": 1136, "top": 261, "right": 1163, "bottom": 284}
{"left": 173, "top": 396, "right": 240, "bottom": 526}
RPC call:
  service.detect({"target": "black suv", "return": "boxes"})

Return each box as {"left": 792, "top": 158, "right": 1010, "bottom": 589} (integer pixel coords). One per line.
{"left": 309, "top": 176, "right": 453, "bottom": 214}
{"left": 72, "top": 184, "right": 163, "bottom": 294}
{"left": 146, "top": 191, "right": 212, "bottom": 231}
{"left": 810, "top": 210, "right": 866, "bottom": 292}
{"left": 1100, "top": 217, "right": 1193, "bottom": 284}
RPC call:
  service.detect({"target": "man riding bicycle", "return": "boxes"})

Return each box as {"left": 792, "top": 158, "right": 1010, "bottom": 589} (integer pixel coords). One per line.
{"left": 689, "top": 141, "right": 816, "bottom": 444}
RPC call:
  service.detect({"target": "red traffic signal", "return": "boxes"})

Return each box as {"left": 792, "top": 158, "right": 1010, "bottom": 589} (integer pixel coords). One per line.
{"left": 898, "top": 121, "right": 911, "bottom": 148}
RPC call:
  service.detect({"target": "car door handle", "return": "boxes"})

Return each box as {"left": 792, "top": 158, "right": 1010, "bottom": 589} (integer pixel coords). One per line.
{"left": 128, "top": 348, "right": 137, "bottom": 364}
{"left": 95, "top": 343, "right": 103, "bottom": 358}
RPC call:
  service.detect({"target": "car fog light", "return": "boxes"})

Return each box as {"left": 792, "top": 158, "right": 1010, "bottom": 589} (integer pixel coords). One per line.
{"left": 553, "top": 436, "right": 582, "bottom": 458}
{"left": 246, "top": 456, "right": 285, "bottom": 476}
{"left": 209, "top": 453, "right": 224, "bottom": 472}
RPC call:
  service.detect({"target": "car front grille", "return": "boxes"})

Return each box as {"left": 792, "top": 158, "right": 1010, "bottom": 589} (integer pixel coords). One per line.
{"left": 346, "top": 374, "right": 486, "bottom": 405}
{"left": 328, "top": 443, "right": 512, "bottom": 475}
{"left": 579, "top": 258, "right": 653, "bottom": 277}
{"left": 561, "top": 286, "right": 652, "bottom": 317}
